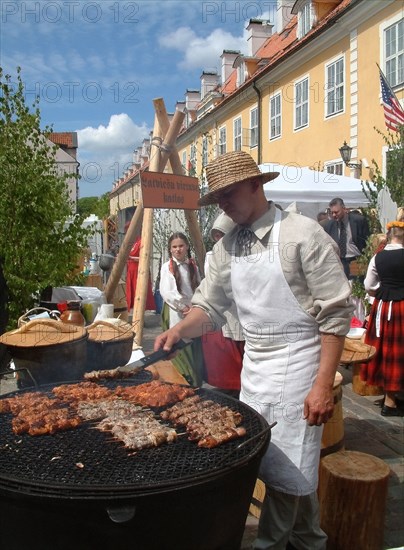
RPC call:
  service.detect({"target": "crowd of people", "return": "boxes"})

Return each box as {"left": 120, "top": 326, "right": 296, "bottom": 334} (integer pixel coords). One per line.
{"left": 122, "top": 150, "right": 403, "bottom": 549}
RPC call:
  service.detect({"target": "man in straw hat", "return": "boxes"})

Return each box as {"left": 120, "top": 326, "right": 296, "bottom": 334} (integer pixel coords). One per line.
{"left": 155, "top": 151, "right": 353, "bottom": 549}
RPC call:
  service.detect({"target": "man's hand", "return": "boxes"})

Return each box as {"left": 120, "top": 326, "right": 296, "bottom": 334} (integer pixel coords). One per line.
{"left": 154, "top": 328, "right": 182, "bottom": 353}
{"left": 154, "top": 307, "right": 212, "bottom": 354}
{"left": 303, "top": 383, "right": 334, "bottom": 426}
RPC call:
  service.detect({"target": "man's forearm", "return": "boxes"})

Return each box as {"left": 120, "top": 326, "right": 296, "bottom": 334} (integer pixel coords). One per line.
{"left": 316, "top": 333, "right": 345, "bottom": 388}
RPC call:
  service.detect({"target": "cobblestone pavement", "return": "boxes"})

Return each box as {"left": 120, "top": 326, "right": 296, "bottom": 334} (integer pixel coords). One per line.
{"left": 1, "top": 311, "right": 403, "bottom": 549}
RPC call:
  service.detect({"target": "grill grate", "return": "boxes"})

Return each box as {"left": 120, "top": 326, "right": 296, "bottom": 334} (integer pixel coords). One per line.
{"left": 0, "top": 377, "right": 269, "bottom": 499}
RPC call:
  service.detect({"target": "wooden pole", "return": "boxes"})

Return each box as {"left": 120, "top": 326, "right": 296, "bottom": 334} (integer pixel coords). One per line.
{"left": 104, "top": 205, "right": 143, "bottom": 303}
{"left": 132, "top": 111, "right": 164, "bottom": 346}
{"left": 153, "top": 99, "right": 206, "bottom": 274}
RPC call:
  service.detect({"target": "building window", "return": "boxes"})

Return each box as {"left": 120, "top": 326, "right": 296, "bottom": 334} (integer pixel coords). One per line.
{"left": 325, "top": 162, "right": 343, "bottom": 176}
{"left": 236, "top": 62, "right": 247, "bottom": 87}
{"left": 189, "top": 143, "right": 197, "bottom": 175}
{"left": 298, "top": 1, "right": 313, "bottom": 39}
{"left": 202, "top": 136, "right": 208, "bottom": 167}
{"left": 385, "top": 17, "right": 404, "bottom": 87}
{"left": 250, "top": 107, "right": 258, "bottom": 148}
{"left": 326, "top": 57, "right": 344, "bottom": 117}
{"left": 182, "top": 151, "right": 187, "bottom": 170}
{"left": 270, "top": 93, "right": 281, "bottom": 139}
{"left": 219, "top": 126, "right": 227, "bottom": 155}
{"left": 295, "top": 77, "right": 309, "bottom": 130}
{"left": 234, "top": 117, "right": 242, "bottom": 151}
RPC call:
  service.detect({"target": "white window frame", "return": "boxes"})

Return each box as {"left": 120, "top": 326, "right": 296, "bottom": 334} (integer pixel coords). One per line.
{"left": 325, "top": 161, "right": 344, "bottom": 176}
{"left": 181, "top": 150, "right": 187, "bottom": 169}
{"left": 384, "top": 17, "right": 404, "bottom": 87}
{"left": 218, "top": 126, "right": 227, "bottom": 155}
{"left": 189, "top": 143, "right": 197, "bottom": 174}
{"left": 233, "top": 117, "right": 242, "bottom": 151}
{"left": 202, "top": 135, "right": 208, "bottom": 167}
{"left": 269, "top": 92, "right": 282, "bottom": 140}
{"left": 236, "top": 62, "right": 247, "bottom": 87}
{"left": 250, "top": 107, "right": 258, "bottom": 148}
{"left": 325, "top": 56, "right": 344, "bottom": 117}
{"left": 294, "top": 76, "right": 309, "bottom": 130}
{"left": 297, "top": 1, "right": 314, "bottom": 39}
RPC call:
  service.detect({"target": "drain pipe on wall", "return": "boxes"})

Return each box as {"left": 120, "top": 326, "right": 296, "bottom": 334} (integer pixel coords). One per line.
{"left": 252, "top": 80, "right": 262, "bottom": 165}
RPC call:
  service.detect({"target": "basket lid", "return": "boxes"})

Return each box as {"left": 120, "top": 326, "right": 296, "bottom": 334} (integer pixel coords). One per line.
{"left": 0, "top": 319, "right": 87, "bottom": 348}
{"left": 86, "top": 320, "right": 135, "bottom": 342}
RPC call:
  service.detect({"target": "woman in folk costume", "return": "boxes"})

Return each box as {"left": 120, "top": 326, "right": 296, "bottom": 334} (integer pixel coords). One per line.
{"left": 361, "top": 220, "right": 404, "bottom": 417}
{"left": 202, "top": 212, "right": 244, "bottom": 397}
{"left": 159, "top": 232, "right": 204, "bottom": 386}
{"left": 125, "top": 224, "right": 156, "bottom": 315}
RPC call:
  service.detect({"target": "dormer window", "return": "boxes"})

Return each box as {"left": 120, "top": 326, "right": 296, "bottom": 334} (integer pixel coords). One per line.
{"left": 298, "top": 1, "right": 314, "bottom": 37}
{"left": 236, "top": 61, "right": 247, "bottom": 87}
{"left": 292, "top": 0, "right": 316, "bottom": 39}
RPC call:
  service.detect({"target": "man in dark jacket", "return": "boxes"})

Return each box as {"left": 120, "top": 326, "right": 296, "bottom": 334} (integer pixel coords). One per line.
{"left": 324, "top": 197, "right": 370, "bottom": 278}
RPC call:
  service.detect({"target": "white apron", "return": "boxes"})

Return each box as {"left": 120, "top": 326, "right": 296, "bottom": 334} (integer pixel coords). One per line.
{"left": 234, "top": 208, "right": 322, "bottom": 495}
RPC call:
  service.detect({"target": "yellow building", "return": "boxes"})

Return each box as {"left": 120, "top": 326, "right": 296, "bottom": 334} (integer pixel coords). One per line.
{"left": 175, "top": 0, "right": 404, "bottom": 196}
{"left": 110, "top": 0, "right": 403, "bottom": 224}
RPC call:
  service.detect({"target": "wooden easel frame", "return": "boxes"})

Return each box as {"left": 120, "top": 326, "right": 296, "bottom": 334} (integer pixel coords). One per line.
{"left": 104, "top": 98, "right": 206, "bottom": 346}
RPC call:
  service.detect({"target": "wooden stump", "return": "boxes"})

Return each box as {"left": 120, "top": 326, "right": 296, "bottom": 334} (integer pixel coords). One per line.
{"left": 321, "top": 372, "right": 345, "bottom": 456}
{"left": 352, "top": 363, "right": 384, "bottom": 396}
{"left": 249, "top": 478, "right": 265, "bottom": 518}
{"left": 318, "top": 451, "right": 390, "bottom": 550}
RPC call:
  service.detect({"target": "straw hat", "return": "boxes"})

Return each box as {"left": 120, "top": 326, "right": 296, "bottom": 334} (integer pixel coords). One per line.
{"left": 198, "top": 151, "right": 279, "bottom": 207}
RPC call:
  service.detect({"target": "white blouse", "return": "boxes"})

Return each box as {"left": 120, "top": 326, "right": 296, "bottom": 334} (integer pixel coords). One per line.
{"left": 160, "top": 258, "right": 200, "bottom": 326}
{"left": 364, "top": 243, "right": 404, "bottom": 293}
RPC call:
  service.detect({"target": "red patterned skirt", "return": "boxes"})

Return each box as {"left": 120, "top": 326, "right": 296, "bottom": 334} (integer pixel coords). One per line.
{"left": 360, "top": 298, "right": 404, "bottom": 392}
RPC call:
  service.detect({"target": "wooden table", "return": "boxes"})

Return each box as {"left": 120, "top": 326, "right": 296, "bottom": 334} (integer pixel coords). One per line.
{"left": 341, "top": 337, "right": 382, "bottom": 396}
{"left": 340, "top": 337, "right": 376, "bottom": 365}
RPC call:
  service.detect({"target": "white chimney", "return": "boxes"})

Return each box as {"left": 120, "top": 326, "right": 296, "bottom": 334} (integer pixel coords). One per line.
{"left": 220, "top": 50, "right": 240, "bottom": 84}
{"left": 247, "top": 19, "right": 273, "bottom": 56}
{"left": 176, "top": 100, "right": 186, "bottom": 112}
{"left": 200, "top": 71, "right": 220, "bottom": 99}
{"left": 185, "top": 89, "right": 201, "bottom": 111}
{"left": 277, "top": 0, "right": 294, "bottom": 33}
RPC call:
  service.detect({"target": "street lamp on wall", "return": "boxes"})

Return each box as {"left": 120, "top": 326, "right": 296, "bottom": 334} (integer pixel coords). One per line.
{"left": 339, "top": 141, "right": 362, "bottom": 175}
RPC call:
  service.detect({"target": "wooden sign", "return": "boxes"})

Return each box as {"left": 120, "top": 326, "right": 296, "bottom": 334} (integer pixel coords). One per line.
{"left": 141, "top": 171, "right": 200, "bottom": 210}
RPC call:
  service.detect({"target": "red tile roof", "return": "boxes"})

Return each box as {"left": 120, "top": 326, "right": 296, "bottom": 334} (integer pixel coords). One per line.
{"left": 198, "top": 0, "right": 353, "bottom": 108}
{"left": 48, "top": 132, "right": 77, "bottom": 148}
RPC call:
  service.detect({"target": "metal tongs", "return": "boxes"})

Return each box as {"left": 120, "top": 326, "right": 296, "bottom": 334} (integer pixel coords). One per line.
{"left": 84, "top": 339, "right": 192, "bottom": 380}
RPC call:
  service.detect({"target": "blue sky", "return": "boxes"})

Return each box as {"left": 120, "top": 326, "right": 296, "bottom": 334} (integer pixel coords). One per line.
{"left": 1, "top": 0, "right": 277, "bottom": 197}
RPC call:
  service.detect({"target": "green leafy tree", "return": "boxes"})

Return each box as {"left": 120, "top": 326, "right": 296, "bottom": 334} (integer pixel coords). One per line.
{"left": 0, "top": 67, "right": 92, "bottom": 327}
{"left": 77, "top": 193, "right": 110, "bottom": 219}
{"left": 77, "top": 196, "right": 99, "bottom": 217}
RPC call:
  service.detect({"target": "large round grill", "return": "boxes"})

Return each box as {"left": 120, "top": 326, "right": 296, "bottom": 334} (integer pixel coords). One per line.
{"left": 0, "top": 376, "right": 270, "bottom": 550}
{"left": 0, "top": 378, "right": 269, "bottom": 499}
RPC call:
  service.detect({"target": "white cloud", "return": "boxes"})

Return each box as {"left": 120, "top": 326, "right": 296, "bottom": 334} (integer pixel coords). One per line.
{"left": 76, "top": 113, "right": 151, "bottom": 196}
{"left": 160, "top": 27, "right": 248, "bottom": 72}
{"left": 77, "top": 113, "right": 149, "bottom": 151}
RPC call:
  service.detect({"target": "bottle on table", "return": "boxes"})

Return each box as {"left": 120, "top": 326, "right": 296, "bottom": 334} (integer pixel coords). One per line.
{"left": 60, "top": 300, "right": 86, "bottom": 327}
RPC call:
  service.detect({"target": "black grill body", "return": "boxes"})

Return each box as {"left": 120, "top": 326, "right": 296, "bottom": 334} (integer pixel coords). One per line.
{"left": 0, "top": 378, "right": 270, "bottom": 550}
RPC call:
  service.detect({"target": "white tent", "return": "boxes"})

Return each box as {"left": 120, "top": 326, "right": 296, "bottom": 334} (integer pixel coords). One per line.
{"left": 260, "top": 163, "right": 371, "bottom": 220}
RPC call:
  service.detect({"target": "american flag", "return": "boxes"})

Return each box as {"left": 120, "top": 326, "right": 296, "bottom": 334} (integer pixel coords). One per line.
{"left": 379, "top": 67, "right": 404, "bottom": 132}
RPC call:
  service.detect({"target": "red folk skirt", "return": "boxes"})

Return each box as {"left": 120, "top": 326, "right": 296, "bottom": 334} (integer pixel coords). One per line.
{"left": 202, "top": 330, "right": 244, "bottom": 390}
{"left": 360, "top": 298, "right": 404, "bottom": 392}
{"left": 126, "top": 261, "right": 156, "bottom": 311}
